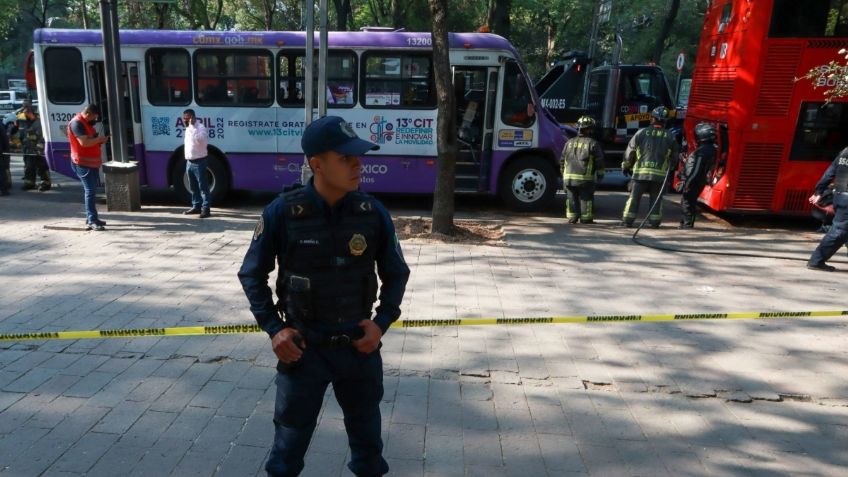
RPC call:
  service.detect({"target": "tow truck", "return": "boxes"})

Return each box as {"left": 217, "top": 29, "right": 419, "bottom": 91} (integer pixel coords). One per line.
{"left": 536, "top": 38, "right": 681, "bottom": 185}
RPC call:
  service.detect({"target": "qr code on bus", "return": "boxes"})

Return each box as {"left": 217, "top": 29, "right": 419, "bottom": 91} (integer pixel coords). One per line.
{"left": 152, "top": 117, "right": 170, "bottom": 136}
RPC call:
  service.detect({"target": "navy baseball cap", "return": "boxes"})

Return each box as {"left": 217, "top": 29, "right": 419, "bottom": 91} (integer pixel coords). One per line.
{"left": 301, "top": 116, "right": 379, "bottom": 157}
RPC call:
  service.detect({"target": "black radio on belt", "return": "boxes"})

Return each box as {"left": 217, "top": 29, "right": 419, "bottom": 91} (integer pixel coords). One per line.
{"left": 285, "top": 274, "right": 312, "bottom": 321}
{"left": 289, "top": 275, "right": 310, "bottom": 292}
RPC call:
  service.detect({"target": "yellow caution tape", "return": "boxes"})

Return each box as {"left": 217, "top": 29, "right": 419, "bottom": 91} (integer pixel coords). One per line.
{"left": 396, "top": 310, "right": 848, "bottom": 327}
{"left": 0, "top": 324, "right": 262, "bottom": 342}
{"left": 1, "top": 310, "right": 846, "bottom": 342}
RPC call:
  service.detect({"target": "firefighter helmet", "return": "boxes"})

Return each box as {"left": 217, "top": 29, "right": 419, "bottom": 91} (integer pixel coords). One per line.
{"left": 651, "top": 106, "right": 670, "bottom": 122}
{"left": 694, "top": 122, "right": 717, "bottom": 142}
{"left": 576, "top": 116, "right": 596, "bottom": 130}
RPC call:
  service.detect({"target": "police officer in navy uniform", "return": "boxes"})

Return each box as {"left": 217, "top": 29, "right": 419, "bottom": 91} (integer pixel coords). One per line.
{"left": 620, "top": 106, "right": 680, "bottom": 228}
{"left": 238, "top": 115, "right": 410, "bottom": 477}
{"left": 807, "top": 146, "right": 848, "bottom": 271}
{"left": 677, "top": 122, "right": 717, "bottom": 228}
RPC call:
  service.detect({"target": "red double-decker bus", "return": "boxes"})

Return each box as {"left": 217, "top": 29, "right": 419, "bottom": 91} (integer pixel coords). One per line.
{"left": 685, "top": 0, "right": 848, "bottom": 215}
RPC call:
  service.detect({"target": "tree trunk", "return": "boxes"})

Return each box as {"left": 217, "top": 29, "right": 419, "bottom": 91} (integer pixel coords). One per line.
{"left": 428, "top": 0, "right": 457, "bottom": 234}
{"left": 367, "top": 0, "right": 387, "bottom": 26}
{"left": 486, "top": 0, "right": 511, "bottom": 38}
{"left": 391, "top": 0, "right": 404, "bottom": 29}
{"left": 332, "top": 0, "right": 352, "bottom": 30}
{"left": 652, "top": 0, "right": 681, "bottom": 63}
{"left": 155, "top": 4, "right": 169, "bottom": 29}
{"left": 263, "top": 0, "right": 275, "bottom": 30}
{"left": 545, "top": 12, "right": 561, "bottom": 72}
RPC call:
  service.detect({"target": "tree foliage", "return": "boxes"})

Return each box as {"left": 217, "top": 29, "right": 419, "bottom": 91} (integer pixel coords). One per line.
{"left": 0, "top": 0, "right": 710, "bottom": 89}
{"left": 799, "top": 49, "right": 848, "bottom": 101}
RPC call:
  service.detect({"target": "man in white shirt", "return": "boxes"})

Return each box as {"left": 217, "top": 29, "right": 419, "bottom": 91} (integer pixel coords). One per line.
{"left": 183, "top": 108, "right": 211, "bottom": 218}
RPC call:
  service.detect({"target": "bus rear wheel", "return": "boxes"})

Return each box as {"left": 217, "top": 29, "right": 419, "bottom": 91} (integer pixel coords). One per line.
{"left": 172, "top": 154, "right": 230, "bottom": 205}
{"left": 499, "top": 156, "right": 556, "bottom": 211}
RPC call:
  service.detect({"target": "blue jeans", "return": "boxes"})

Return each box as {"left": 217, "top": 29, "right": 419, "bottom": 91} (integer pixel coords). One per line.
{"left": 186, "top": 157, "right": 211, "bottom": 209}
{"left": 809, "top": 192, "right": 848, "bottom": 265}
{"left": 72, "top": 163, "right": 100, "bottom": 224}
{"left": 267, "top": 346, "right": 387, "bottom": 477}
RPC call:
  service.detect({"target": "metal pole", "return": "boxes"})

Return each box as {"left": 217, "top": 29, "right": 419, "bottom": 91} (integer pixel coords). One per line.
{"left": 601, "top": 34, "right": 622, "bottom": 130}
{"left": 301, "top": 0, "right": 315, "bottom": 184}
{"left": 675, "top": 72, "right": 683, "bottom": 106}
{"left": 318, "top": 0, "right": 328, "bottom": 119}
{"left": 581, "top": 0, "right": 602, "bottom": 108}
{"left": 99, "top": 0, "right": 119, "bottom": 161}
{"left": 109, "top": 0, "right": 129, "bottom": 163}
{"left": 100, "top": 0, "right": 128, "bottom": 163}
{"left": 82, "top": 0, "right": 89, "bottom": 29}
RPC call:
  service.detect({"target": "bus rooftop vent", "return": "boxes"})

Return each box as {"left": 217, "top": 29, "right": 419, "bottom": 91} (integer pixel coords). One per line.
{"left": 359, "top": 26, "right": 406, "bottom": 32}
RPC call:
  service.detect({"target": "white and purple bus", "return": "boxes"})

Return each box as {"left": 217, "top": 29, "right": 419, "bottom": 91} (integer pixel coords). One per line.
{"left": 32, "top": 29, "right": 566, "bottom": 210}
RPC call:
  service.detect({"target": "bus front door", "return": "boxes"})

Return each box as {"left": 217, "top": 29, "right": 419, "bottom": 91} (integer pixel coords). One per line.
{"left": 453, "top": 66, "right": 496, "bottom": 192}
{"left": 85, "top": 61, "right": 140, "bottom": 165}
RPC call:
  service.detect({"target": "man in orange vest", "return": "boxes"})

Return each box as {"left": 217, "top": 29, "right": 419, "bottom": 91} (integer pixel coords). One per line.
{"left": 67, "top": 104, "right": 109, "bottom": 231}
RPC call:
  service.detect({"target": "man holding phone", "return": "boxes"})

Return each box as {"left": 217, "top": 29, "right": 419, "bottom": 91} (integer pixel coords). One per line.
{"left": 67, "top": 104, "right": 109, "bottom": 231}
{"left": 182, "top": 109, "right": 211, "bottom": 218}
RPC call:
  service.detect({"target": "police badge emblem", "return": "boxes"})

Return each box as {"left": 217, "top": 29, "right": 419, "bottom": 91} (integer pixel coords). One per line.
{"left": 348, "top": 233, "right": 367, "bottom": 256}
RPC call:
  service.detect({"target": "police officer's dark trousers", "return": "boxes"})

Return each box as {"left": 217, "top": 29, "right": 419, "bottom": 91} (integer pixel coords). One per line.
{"left": 622, "top": 180, "right": 664, "bottom": 226}
{"left": 267, "top": 342, "right": 386, "bottom": 477}
{"left": 809, "top": 192, "right": 848, "bottom": 267}
{"left": 565, "top": 184, "right": 595, "bottom": 223}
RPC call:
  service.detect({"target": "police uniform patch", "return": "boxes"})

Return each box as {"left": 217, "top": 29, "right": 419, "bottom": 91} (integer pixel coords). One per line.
{"left": 349, "top": 233, "right": 367, "bottom": 256}
{"left": 253, "top": 216, "right": 264, "bottom": 240}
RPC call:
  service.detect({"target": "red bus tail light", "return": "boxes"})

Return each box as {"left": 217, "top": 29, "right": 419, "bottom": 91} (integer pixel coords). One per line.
{"left": 25, "top": 50, "right": 35, "bottom": 90}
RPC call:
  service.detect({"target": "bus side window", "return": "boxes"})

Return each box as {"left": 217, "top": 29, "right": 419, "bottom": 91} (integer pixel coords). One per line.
{"left": 146, "top": 48, "right": 190, "bottom": 106}
{"left": 196, "top": 49, "right": 272, "bottom": 107}
{"left": 500, "top": 61, "right": 535, "bottom": 127}
{"left": 362, "top": 52, "right": 434, "bottom": 109}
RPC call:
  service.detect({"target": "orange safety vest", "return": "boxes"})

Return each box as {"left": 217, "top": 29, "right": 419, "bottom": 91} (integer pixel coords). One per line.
{"left": 67, "top": 114, "right": 102, "bottom": 168}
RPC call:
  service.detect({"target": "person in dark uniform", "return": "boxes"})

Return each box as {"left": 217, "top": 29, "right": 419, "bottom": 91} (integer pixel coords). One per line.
{"left": 0, "top": 120, "right": 10, "bottom": 196}
{"left": 620, "top": 106, "right": 679, "bottom": 228}
{"left": 561, "top": 116, "right": 604, "bottom": 224}
{"left": 677, "top": 122, "right": 717, "bottom": 228}
{"left": 238, "top": 115, "right": 410, "bottom": 477}
{"left": 19, "top": 99, "right": 50, "bottom": 192}
{"left": 807, "top": 146, "right": 848, "bottom": 271}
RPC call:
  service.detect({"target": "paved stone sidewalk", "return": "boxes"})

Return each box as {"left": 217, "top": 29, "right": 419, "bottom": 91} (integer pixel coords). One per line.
{"left": 0, "top": 156, "right": 846, "bottom": 476}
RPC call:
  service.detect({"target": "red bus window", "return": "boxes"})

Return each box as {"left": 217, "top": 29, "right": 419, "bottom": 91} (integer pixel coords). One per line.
{"left": 790, "top": 102, "right": 848, "bottom": 162}
{"left": 769, "top": 0, "right": 848, "bottom": 38}
{"left": 718, "top": 3, "right": 732, "bottom": 33}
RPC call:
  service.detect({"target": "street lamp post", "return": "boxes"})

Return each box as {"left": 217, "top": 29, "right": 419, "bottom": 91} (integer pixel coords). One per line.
{"left": 99, "top": 0, "right": 140, "bottom": 211}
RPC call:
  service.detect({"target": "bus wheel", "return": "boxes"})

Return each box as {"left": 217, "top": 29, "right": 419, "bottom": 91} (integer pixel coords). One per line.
{"left": 172, "top": 154, "right": 231, "bottom": 205}
{"left": 499, "top": 157, "right": 556, "bottom": 211}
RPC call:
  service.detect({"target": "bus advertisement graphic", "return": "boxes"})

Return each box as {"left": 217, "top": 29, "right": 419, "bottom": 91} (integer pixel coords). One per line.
{"left": 369, "top": 115, "right": 394, "bottom": 144}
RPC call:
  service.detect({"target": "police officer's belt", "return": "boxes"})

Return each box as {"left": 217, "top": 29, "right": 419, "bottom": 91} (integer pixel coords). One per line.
{"left": 301, "top": 326, "right": 365, "bottom": 347}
